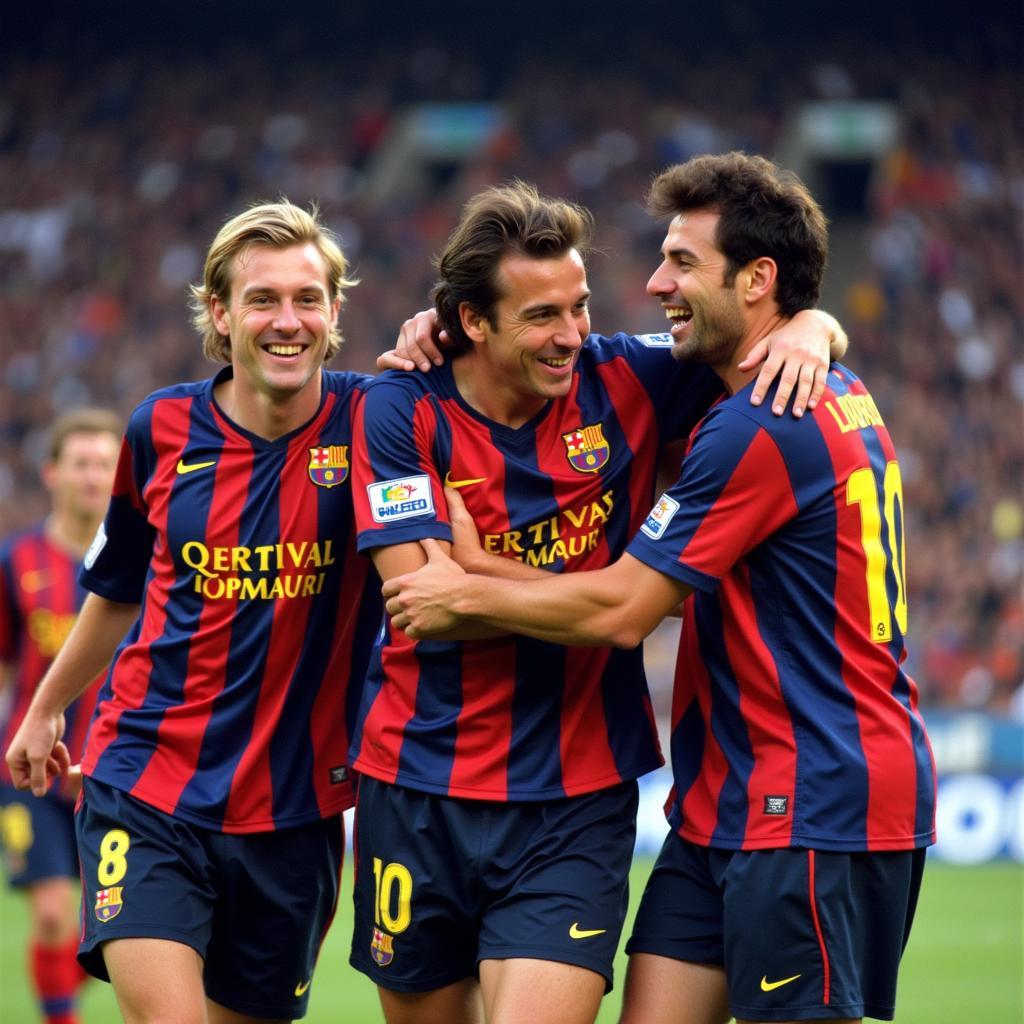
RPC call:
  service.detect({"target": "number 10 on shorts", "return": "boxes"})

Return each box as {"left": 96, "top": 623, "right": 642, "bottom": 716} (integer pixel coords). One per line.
{"left": 372, "top": 856, "right": 412, "bottom": 933}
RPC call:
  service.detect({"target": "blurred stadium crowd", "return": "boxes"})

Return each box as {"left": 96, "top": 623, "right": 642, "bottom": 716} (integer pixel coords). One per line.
{"left": 1, "top": 12, "right": 1020, "bottom": 714}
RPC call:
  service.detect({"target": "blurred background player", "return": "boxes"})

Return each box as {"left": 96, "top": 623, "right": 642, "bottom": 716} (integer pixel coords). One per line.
{"left": 0, "top": 408, "right": 121, "bottom": 1024}
{"left": 5, "top": 201, "right": 381, "bottom": 1024}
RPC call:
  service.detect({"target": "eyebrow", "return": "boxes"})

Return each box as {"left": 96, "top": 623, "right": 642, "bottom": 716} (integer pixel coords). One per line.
{"left": 520, "top": 290, "right": 591, "bottom": 317}
{"left": 662, "top": 246, "right": 698, "bottom": 261}
{"left": 240, "top": 283, "right": 328, "bottom": 298}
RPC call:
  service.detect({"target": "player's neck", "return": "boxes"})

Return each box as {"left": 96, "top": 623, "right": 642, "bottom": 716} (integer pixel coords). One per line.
{"left": 214, "top": 372, "right": 322, "bottom": 440}
{"left": 718, "top": 310, "right": 788, "bottom": 395}
{"left": 45, "top": 511, "right": 100, "bottom": 558}
{"left": 452, "top": 355, "right": 547, "bottom": 429}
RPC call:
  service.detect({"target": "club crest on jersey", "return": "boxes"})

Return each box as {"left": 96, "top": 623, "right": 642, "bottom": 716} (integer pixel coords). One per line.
{"left": 563, "top": 424, "right": 610, "bottom": 473}
{"left": 308, "top": 445, "right": 350, "bottom": 488}
{"left": 95, "top": 886, "right": 124, "bottom": 922}
{"left": 371, "top": 927, "right": 395, "bottom": 966}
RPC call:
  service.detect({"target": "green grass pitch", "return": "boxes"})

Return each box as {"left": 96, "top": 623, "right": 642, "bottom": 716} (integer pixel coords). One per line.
{"left": 1, "top": 859, "right": 1020, "bottom": 1022}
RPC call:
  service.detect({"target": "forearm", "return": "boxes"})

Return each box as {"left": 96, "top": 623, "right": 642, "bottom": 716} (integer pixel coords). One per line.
{"left": 450, "top": 568, "right": 647, "bottom": 648}
{"left": 458, "top": 546, "right": 551, "bottom": 581}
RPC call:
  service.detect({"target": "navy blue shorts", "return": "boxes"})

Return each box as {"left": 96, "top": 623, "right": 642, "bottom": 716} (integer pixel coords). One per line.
{"left": 0, "top": 785, "right": 78, "bottom": 887}
{"left": 626, "top": 832, "right": 926, "bottom": 1022}
{"left": 350, "top": 776, "right": 638, "bottom": 993}
{"left": 76, "top": 778, "right": 344, "bottom": 1020}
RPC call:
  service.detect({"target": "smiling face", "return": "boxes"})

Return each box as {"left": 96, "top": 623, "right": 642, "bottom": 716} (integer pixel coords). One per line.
{"left": 646, "top": 210, "right": 748, "bottom": 368}
{"left": 210, "top": 242, "right": 340, "bottom": 409}
{"left": 459, "top": 249, "right": 591, "bottom": 426}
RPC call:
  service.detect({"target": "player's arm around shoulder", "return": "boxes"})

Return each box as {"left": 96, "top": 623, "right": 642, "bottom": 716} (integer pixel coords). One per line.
{"left": 387, "top": 544, "right": 688, "bottom": 650}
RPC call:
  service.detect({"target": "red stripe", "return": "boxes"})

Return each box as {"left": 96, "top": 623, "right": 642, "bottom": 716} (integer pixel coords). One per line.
{"left": 678, "top": 430, "right": 795, "bottom": 578}
{"left": 533, "top": 376, "right": 615, "bottom": 573}
{"left": 817, "top": 396, "right": 922, "bottom": 848}
{"left": 532, "top": 378, "right": 619, "bottom": 790}
{"left": 677, "top": 614, "right": 729, "bottom": 841}
{"left": 807, "top": 850, "right": 831, "bottom": 1004}
{"left": 448, "top": 639, "right": 516, "bottom": 799}
{"left": 134, "top": 416, "right": 253, "bottom": 814}
{"left": 84, "top": 397, "right": 189, "bottom": 779}
{"left": 352, "top": 630, "right": 418, "bottom": 784}
{"left": 719, "top": 567, "right": 797, "bottom": 848}
{"left": 558, "top": 646, "right": 617, "bottom": 796}
{"left": 595, "top": 356, "right": 661, "bottom": 535}
{"left": 224, "top": 427, "right": 320, "bottom": 824}
{"left": 308, "top": 524, "right": 366, "bottom": 813}
{"left": 440, "top": 396, "right": 511, "bottom": 556}
{"left": 412, "top": 400, "right": 444, "bottom": 518}
{"left": 437, "top": 397, "right": 518, "bottom": 795}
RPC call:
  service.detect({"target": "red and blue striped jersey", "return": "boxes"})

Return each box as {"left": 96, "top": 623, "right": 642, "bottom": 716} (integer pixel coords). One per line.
{"left": 79, "top": 368, "right": 381, "bottom": 833}
{"left": 0, "top": 526, "right": 101, "bottom": 788}
{"left": 627, "top": 364, "right": 936, "bottom": 852}
{"left": 351, "top": 332, "right": 722, "bottom": 801}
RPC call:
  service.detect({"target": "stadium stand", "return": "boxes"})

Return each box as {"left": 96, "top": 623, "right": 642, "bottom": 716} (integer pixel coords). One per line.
{"left": 0, "top": 5, "right": 1019, "bottom": 717}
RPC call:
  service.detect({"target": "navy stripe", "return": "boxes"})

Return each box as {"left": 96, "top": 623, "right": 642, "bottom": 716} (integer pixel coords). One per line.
{"left": 396, "top": 639, "right": 460, "bottom": 789}
{"left": 508, "top": 638, "right": 566, "bottom": 795}
{"left": 695, "top": 596, "right": 755, "bottom": 845}
{"left": 750, "top": 400, "right": 870, "bottom": 847}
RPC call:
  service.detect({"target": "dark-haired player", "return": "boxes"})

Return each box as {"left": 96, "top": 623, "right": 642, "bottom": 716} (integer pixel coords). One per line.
{"left": 384, "top": 154, "right": 936, "bottom": 1024}
{"left": 350, "top": 179, "right": 846, "bottom": 1024}
{"left": 1, "top": 408, "right": 120, "bottom": 1024}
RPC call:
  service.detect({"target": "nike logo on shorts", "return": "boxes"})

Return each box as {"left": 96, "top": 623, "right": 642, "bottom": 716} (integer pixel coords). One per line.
{"left": 760, "top": 973, "right": 801, "bottom": 991}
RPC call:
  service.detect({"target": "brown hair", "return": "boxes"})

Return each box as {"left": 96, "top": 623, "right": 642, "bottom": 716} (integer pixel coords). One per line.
{"left": 189, "top": 200, "right": 357, "bottom": 363}
{"left": 646, "top": 152, "right": 828, "bottom": 316}
{"left": 46, "top": 407, "right": 122, "bottom": 461}
{"left": 433, "top": 181, "right": 594, "bottom": 352}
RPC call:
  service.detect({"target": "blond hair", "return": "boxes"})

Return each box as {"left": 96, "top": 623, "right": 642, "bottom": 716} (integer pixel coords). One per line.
{"left": 189, "top": 200, "right": 357, "bottom": 363}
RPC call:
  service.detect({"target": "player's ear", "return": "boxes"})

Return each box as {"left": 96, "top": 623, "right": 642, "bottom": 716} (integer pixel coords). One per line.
{"left": 210, "top": 295, "right": 232, "bottom": 337}
{"left": 459, "top": 302, "right": 488, "bottom": 345}
{"left": 744, "top": 257, "right": 777, "bottom": 303}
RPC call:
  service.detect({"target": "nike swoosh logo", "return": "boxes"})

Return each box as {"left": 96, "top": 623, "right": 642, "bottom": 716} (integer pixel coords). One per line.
{"left": 443, "top": 471, "right": 487, "bottom": 490}
{"left": 294, "top": 979, "right": 311, "bottom": 996}
{"left": 176, "top": 459, "right": 217, "bottom": 475}
{"left": 760, "top": 974, "right": 801, "bottom": 991}
{"left": 569, "top": 923, "right": 606, "bottom": 939}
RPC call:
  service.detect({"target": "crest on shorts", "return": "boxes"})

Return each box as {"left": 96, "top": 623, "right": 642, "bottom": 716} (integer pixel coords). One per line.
{"left": 371, "top": 927, "right": 395, "bottom": 966}
{"left": 308, "top": 445, "right": 350, "bottom": 488}
{"left": 562, "top": 424, "right": 610, "bottom": 473}
{"left": 95, "top": 886, "right": 124, "bottom": 922}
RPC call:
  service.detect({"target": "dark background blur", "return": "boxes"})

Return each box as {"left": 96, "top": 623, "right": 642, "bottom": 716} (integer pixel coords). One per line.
{"left": 2, "top": 0, "right": 1020, "bottom": 712}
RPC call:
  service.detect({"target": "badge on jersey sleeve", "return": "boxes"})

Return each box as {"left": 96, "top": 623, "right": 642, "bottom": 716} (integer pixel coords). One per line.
{"left": 308, "top": 445, "right": 350, "bottom": 488}
{"left": 563, "top": 423, "right": 610, "bottom": 473}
